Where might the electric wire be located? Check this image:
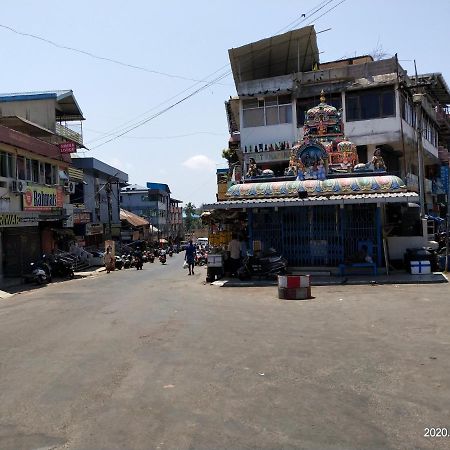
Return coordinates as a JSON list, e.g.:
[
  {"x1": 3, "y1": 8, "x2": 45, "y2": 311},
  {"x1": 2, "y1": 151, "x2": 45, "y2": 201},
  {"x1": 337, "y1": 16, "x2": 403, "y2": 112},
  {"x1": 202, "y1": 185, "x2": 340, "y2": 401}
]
[
  {"x1": 0, "y1": 23, "x2": 231, "y2": 86},
  {"x1": 90, "y1": 69, "x2": 231, "y2": 149},
  {"x1": 86, "y1": 63, "x2": 231, "y2": 145},
  {"x1": 87, "y1": 0, "x2": 345, "y2": 149}
]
